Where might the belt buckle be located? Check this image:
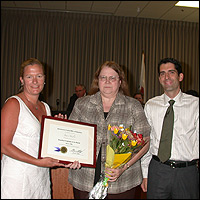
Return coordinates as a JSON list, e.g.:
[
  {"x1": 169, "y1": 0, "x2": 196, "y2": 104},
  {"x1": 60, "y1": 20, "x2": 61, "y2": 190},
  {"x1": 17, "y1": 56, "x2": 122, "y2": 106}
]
[{"x1": 170, "y1": 161, "x2": 176, "y2": 168}]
